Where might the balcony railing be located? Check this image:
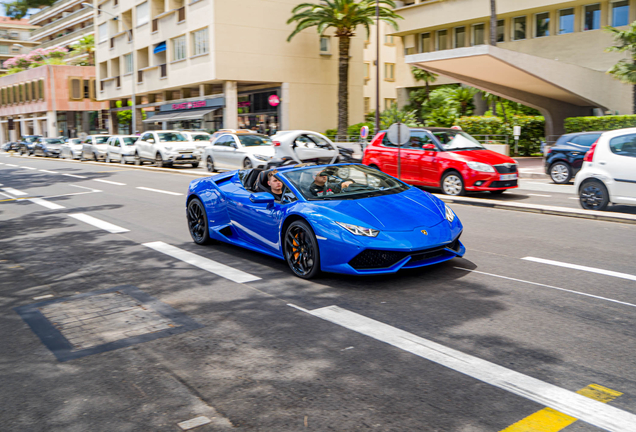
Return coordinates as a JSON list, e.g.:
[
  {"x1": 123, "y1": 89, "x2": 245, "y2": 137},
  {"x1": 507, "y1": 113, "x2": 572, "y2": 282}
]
[
  {"x1": 30, "y1": 7, "x2": 91, "y2": 39},
  {"x1": 37, "y1": 26, "x2": 93, "y2": 49},
  {"x1": 30, "y1": 0, "x2": 86, "y2": 25}
]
